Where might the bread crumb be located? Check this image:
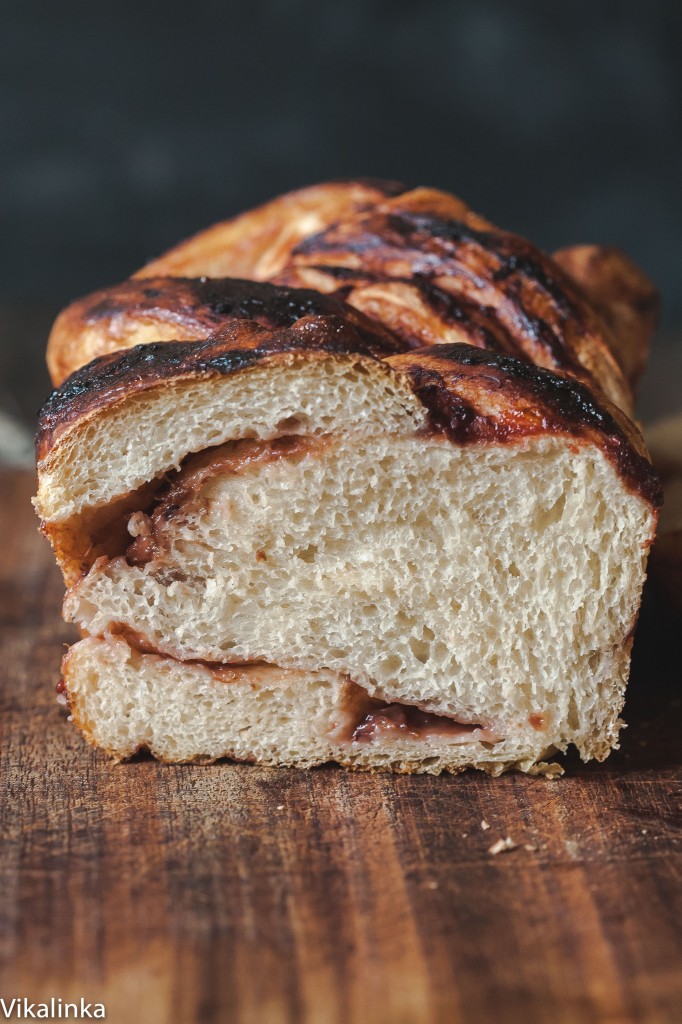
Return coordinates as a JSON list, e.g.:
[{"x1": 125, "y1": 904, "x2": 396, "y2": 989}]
[
  {"x1": 523, "y1": 844, "x2": 537, "y2": 852},
  {"x1": 488, "y1": 837, "x2": 518, "y2": 856},
  {"x1": 426, "y1": 880, "x2": 439, "y2": 890},
  {"x1": 641, "y1": 829, "x2": 648, "y2": 834},
  {"x1": 481, "y1": 819, "x2": 490, "y2": 831},
  {"x1": 276, "y1": 804, "x2": 285, "y2": 811},
  {"x1": 461, "y1": 833, "x2": 468, "y2": 838}
]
